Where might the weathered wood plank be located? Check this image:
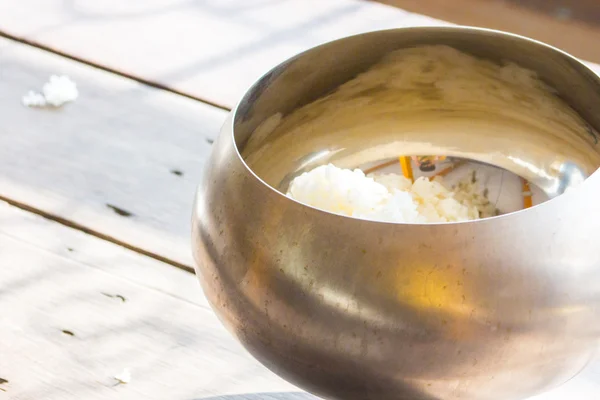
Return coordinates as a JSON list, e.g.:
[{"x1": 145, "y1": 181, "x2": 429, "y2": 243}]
[
  {"x1": 0, "y1": 200, "x2": 309, "y2": 400},
  {"x1": 2, "y1": 0, "x2": 598, "y2": 109},
  {"x1": 378, "y1": 0, "x2": 600, "y2": 64},
  {"x1": 0, "y1": 0, "x2": 447, "y2": 109},
  {"x1": 0, "y1": 37, "x2": 227, "y2": 267}
]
